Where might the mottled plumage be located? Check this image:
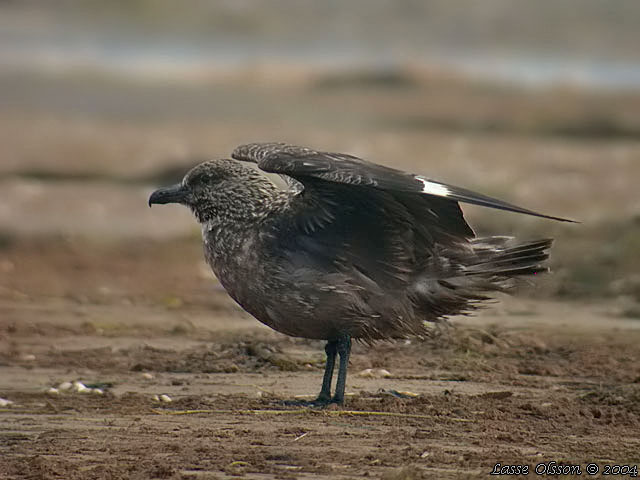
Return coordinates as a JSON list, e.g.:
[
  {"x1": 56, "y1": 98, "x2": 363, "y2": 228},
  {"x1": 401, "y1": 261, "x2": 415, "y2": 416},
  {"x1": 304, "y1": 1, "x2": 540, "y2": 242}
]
[{"x1": 149, "y1": 142, "x2": 573, "y2": 405}]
